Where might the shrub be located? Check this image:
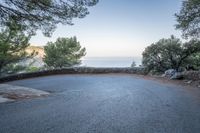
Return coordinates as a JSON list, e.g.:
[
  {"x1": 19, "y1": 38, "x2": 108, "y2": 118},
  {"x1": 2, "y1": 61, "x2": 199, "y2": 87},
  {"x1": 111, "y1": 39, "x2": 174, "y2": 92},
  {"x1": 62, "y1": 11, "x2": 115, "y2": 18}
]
[
  {"x1": 43, "y1": 37, "x2": 86, "y2": 68},
  {"x1": 142, "y1": 35, "x2": 200, "y2": 73}
]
